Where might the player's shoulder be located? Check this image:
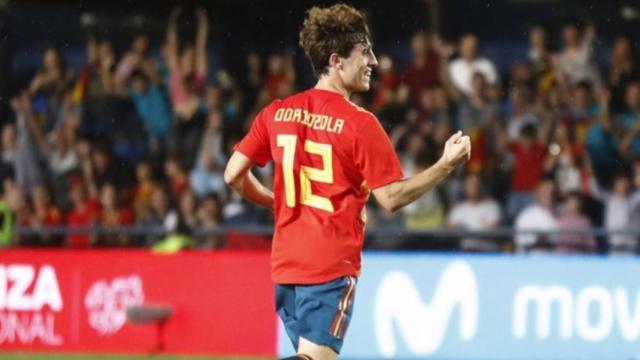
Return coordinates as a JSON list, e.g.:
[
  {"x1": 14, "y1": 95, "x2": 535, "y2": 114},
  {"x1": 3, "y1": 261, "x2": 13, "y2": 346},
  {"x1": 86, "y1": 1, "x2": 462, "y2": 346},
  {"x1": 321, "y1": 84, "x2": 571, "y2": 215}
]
[{"x1": 343, "y1": 98, "x2": 376, "y2": 118}]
